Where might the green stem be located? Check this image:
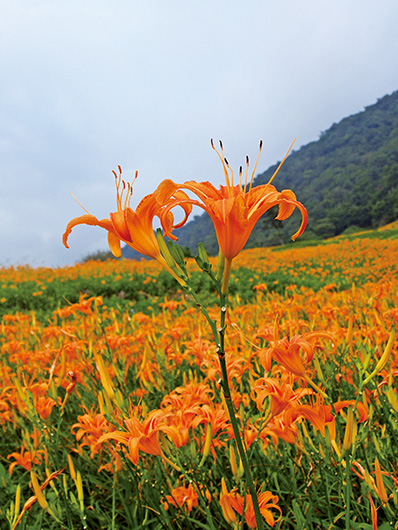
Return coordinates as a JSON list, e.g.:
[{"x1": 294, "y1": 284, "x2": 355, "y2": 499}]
[
  {"x1": 221, "y1": 258, "x2": 233, "y2": 294},
  {"x1": 185, "y1": 286, "x2": 219, "y2": 344},
  {"x1": 219, "y1": 356, "x2": 264, "y2": 530},
  {"x1": 186, "y1": 261, "x2": 264, "y2": 529},
  {"x1": 345, "y1": 459, "x2": 351, "y2": 530},
  {"x1": 217, "y1": 292, "x2": 264, "y2": 530},
  {"x1": 319, "y1": 465, "x2": 333, "y2": 525},
  {"x1": 112, "y1": 464, "x2": 117, "y2": 530}
]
